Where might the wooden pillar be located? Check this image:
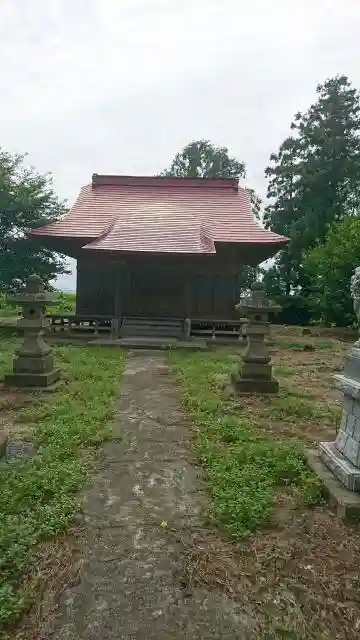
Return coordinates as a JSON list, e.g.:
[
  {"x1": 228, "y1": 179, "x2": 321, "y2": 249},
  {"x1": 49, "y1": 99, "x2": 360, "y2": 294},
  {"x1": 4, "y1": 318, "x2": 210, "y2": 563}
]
[
  {"x1": 114, "y1": 263, "x2": 122, "y2": 318},
  {"x1": 126, "y1": 260, "x2": 131, "y2": 315},
  {"x1": 184, "y1": 264, "x2": 192, "y2": 318},
  {"x1": 75, "y1": 261, "x2": 81, "y2": 314},
  {"x1": 112, "y1": 261, "x2": 124, "y2": 337}
]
